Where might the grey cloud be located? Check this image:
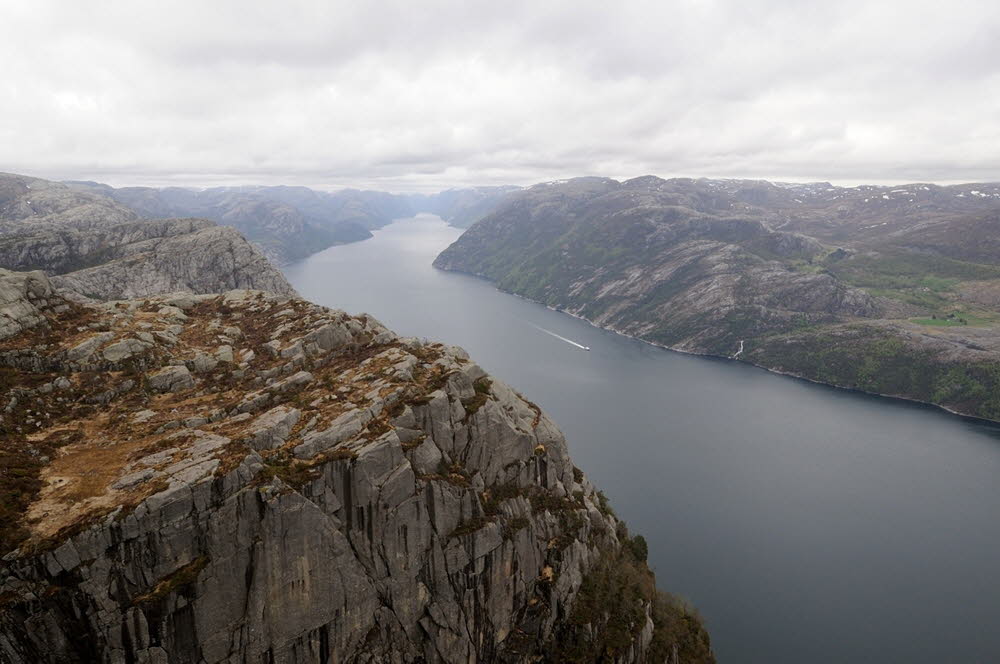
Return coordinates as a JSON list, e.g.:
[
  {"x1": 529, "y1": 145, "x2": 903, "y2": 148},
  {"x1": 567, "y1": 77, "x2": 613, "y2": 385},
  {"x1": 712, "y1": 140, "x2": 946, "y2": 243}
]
[{"x1": 1, "y1": 0, "x2": 998, "y2": 191}]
